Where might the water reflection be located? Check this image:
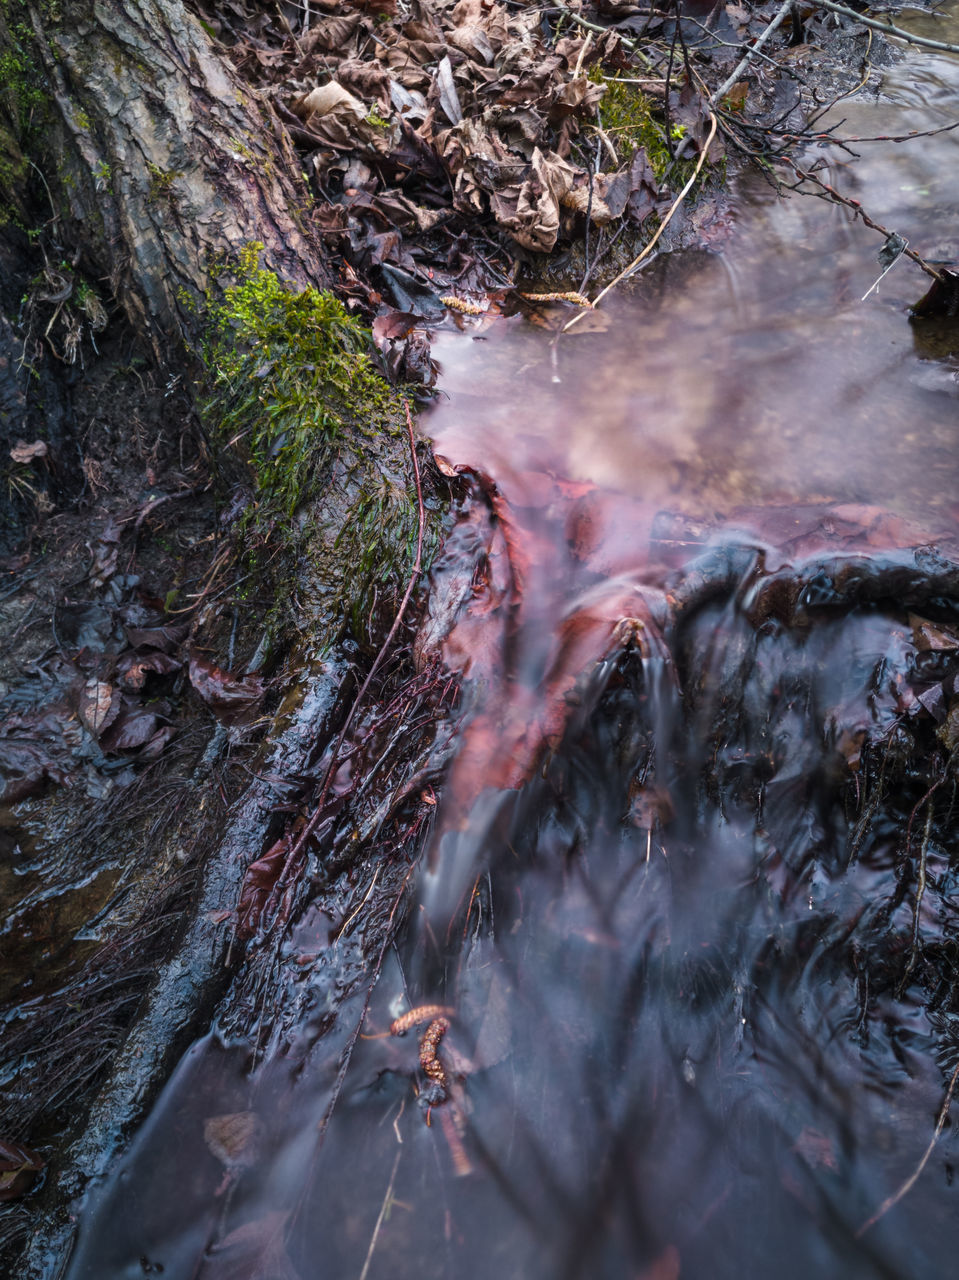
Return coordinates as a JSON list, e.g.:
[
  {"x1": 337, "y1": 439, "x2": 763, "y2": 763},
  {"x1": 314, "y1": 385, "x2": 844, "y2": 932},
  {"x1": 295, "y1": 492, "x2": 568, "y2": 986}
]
[{"x1": 64, "y1": 20, "x2": 959, "y2": 1280}]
